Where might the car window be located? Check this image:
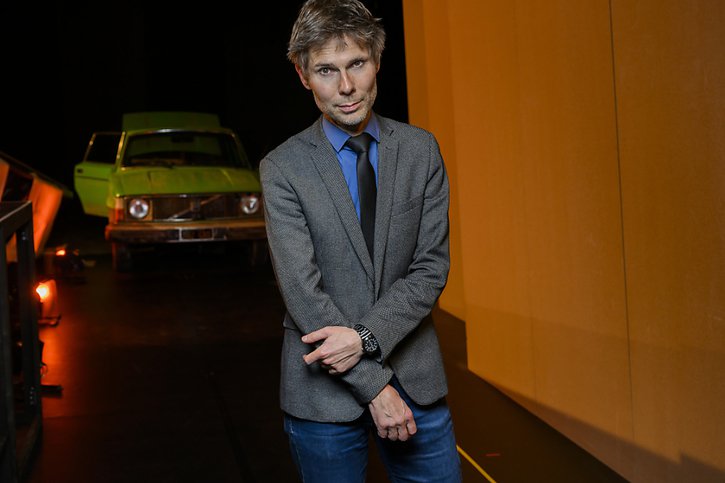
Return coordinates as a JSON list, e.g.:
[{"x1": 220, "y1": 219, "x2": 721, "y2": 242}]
[
  {"x1": 122, "y1": 132, "x2": 249, "y2": 168},
  {"x1": 85, "y1": 132, "x2": 122, "y2": 164}
]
